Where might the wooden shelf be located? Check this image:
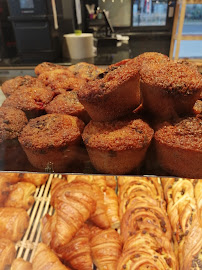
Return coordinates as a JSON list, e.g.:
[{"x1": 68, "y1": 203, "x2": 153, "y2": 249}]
[
  {"x1": 174, "y1": 34, "x2": 202, "y2": 40},
  {"x1": 169, "y1": 0, "x2": 202, "y2": 66},
  {"x1": 183, "y1": 0, "x2": 202, "y2": 4}
]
